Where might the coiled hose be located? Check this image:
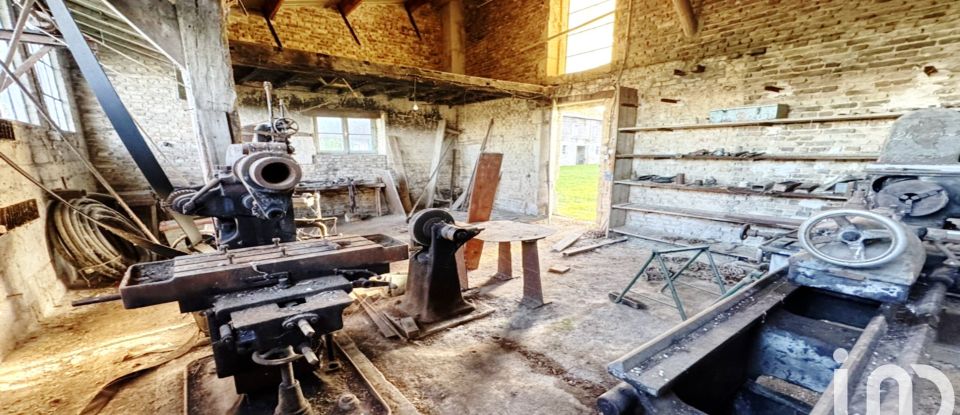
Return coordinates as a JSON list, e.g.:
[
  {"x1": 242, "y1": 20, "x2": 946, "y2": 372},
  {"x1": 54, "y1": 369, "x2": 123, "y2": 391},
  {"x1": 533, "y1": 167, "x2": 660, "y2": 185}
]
[{"x1": 48, "y1": 197, "x2": 147, "y2": 285}]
